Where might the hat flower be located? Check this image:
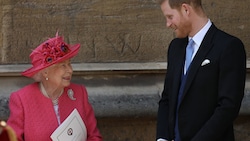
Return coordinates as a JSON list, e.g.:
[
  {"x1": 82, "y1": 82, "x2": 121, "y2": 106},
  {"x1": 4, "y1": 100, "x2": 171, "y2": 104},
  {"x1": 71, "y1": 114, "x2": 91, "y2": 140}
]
[{"x1": 22, "y1": 33, "x2": 80, "y2": 77}]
